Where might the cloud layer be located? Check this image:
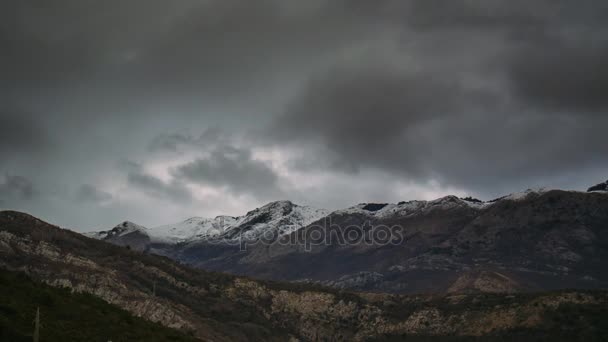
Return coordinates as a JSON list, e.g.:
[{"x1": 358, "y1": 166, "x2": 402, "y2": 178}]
[{"x1": 1, "y1": 1, "x2": 606, "y2": 229}]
